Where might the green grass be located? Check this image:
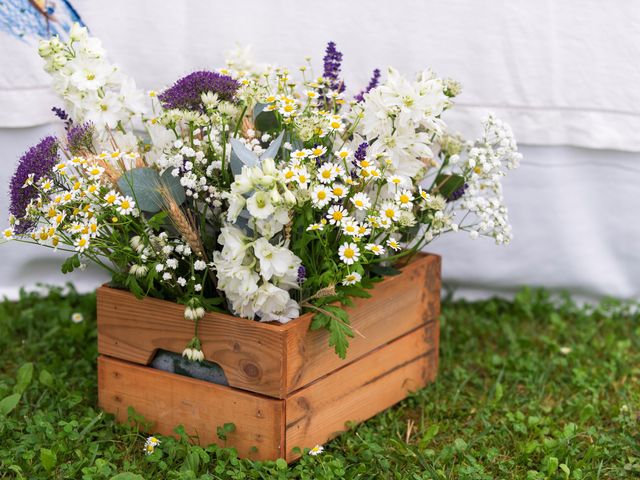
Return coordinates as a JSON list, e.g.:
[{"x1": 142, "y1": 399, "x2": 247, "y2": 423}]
[{"x1": 0, "y1": 285, "x2": 638, "y2": 479}]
